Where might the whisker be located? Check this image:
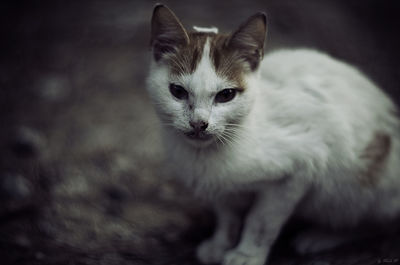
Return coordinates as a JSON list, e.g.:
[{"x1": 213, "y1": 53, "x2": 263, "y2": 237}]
[
  {"x1": 223, "y1": 135, "x2": 240, "y2": 146},
  {"x1": 221, "y1": 130, "x2": 242, "y2": 146},
  {"x1": 225, "y1": 123, "x2": 247, "y2": 129},
  {"x1": 215, "y1": 134, "x2": 224, "y2": 148},
  {"x1": 218, "y1": 133, "x2": 230, "y2": 146}
]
